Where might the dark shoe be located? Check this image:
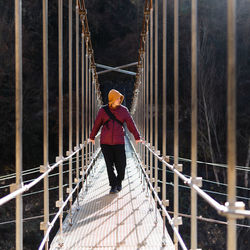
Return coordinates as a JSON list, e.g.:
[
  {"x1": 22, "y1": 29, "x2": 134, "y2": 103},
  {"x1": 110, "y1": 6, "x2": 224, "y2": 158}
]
[
  {"x1": 110, "y1": 186, "x2": 118, "y2": 194},
  {"x1": 117, "y1": 185, "x2": 122, "y2": 192}
]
